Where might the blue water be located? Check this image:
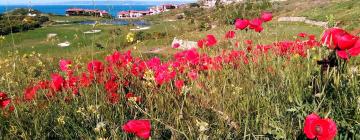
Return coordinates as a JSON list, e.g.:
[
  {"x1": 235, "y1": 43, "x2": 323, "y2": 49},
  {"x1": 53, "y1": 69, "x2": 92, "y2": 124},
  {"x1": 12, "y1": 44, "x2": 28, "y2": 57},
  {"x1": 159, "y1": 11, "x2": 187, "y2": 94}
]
[{"x1": 0, "y1": 5, "x2": 153, "y2": 17}]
